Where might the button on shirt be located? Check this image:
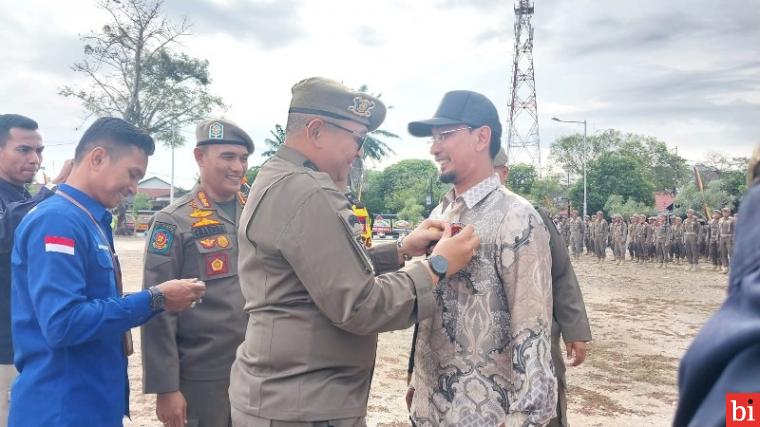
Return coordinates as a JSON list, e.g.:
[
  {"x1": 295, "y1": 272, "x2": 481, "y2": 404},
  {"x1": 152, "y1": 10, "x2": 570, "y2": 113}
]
[
  {"x1": 10, "y1": 184, "x2": 154, "y2": 427},
  {"x1": 411, "y1": 174, "x2": 556, "y2": 426}
]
